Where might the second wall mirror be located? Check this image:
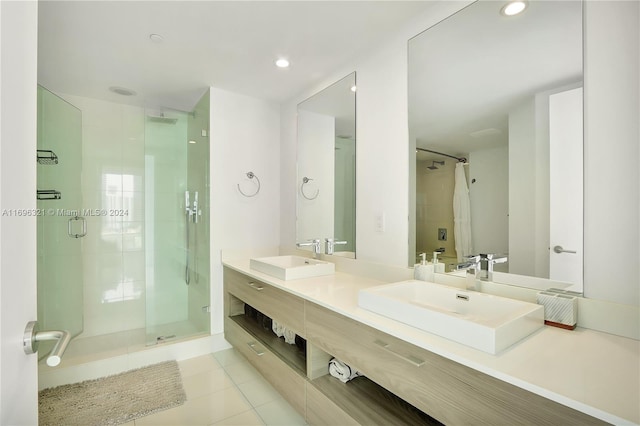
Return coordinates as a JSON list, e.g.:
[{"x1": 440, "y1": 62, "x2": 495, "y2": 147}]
[
  {"x1": 408, "y1": 1, "x2": 583, "y2": 292},
  {"x1": 297, "y1": 72, "x2": 357, "y2": 258}
]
